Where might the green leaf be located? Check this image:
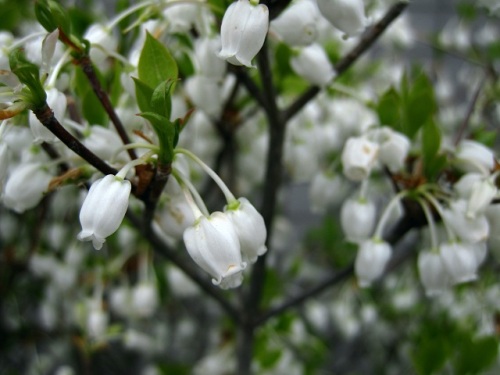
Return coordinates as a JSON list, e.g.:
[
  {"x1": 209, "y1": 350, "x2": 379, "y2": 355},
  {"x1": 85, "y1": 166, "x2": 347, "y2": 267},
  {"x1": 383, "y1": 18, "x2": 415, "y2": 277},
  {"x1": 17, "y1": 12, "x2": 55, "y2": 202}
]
[
  {"x1": 421, "y1": 120, "x2": 440, "y2": 165},
  {"x1": 454, "y1": 336, "x2": 499, "y2": 375},
  {"x1": 377, "y1": 87, "x2": 401, "y2": 130},
  {"x1": 9, "y1": 49, "x2": 47, "y2": 107},
  {"x1": 138, "y1": 32, "x2": 178, "y2": 91},
  {"x1": 403, "y1": 73, "x2": 437, "y2": 139},
  {"x1": 138, "y1": 112, "x2": 175, "y2": 164},
  {"x1": 132, "y1": 77, "x2": 154, "y2": 113},
  {"x1": 35, "y1": 0, "x2": 71, "y2": 35},
  {"x1": 151, "y1": 80, "x2": 174, "y2": 119}
]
